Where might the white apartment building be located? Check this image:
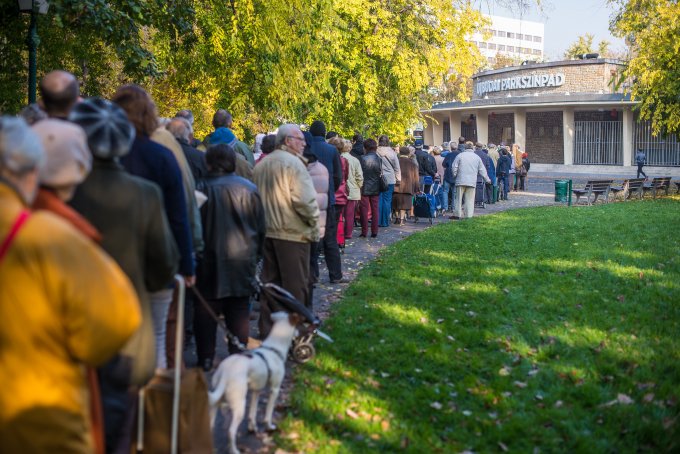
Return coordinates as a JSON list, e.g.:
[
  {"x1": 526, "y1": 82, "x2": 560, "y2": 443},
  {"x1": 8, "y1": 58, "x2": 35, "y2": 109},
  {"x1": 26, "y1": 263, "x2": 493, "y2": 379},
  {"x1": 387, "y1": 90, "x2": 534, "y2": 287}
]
[{"x1": 471, "y1": 14, "x2": 545, "y2": 66}]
